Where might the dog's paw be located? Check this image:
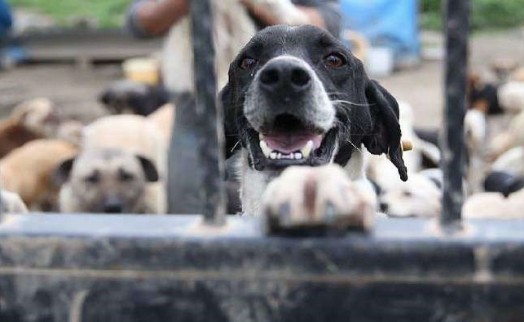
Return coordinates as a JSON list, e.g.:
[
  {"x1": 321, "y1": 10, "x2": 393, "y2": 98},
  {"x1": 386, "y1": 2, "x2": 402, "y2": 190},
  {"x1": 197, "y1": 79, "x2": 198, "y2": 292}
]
[{"x1": 262, "y1": 165, "x2": 375, "y2": 235}]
